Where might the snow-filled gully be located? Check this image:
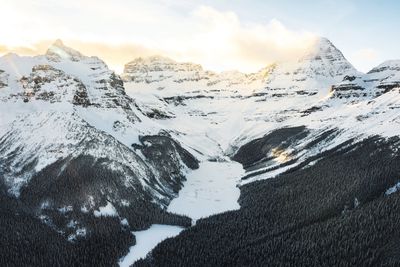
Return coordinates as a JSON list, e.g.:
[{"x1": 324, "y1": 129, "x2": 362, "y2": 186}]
[{"x1": 119, "y1": 160, "x2": 245, "y2": 266}]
